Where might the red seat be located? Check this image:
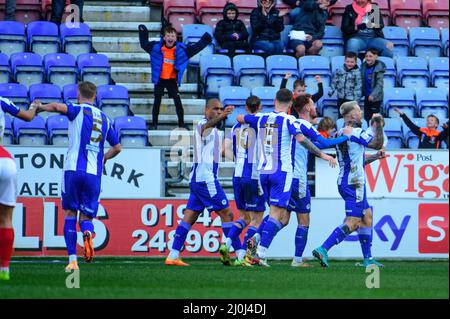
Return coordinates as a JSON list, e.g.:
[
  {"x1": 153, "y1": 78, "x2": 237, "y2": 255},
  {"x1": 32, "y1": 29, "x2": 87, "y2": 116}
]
[
  {"x1": 148, "y1": 0, "x2": 164, "y2": 6},
  {"x1": 328, "y1": 0, "x2": 353, "y2": 27},
  {"x1": 390, "y1": 0, "x2": 422, "y2": 30},
  {"x1": 228, "y1": 0, "x2": 258, "y2": 27},
  {"x1": 42, "y1": 0, "x2": 71, "y2": 21},
  {"x1": 196, "y1": 0, "x2": 227, "y2": 29},
  {"x1": 0, "y1": 0, "x2": 42, "y2": 24},
  {"x1": 164, "y1": 0, "x2": 196, "y2": 33},
  {"x1": 422, "y1": 0, "x2": 449, "y2": 30}
]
